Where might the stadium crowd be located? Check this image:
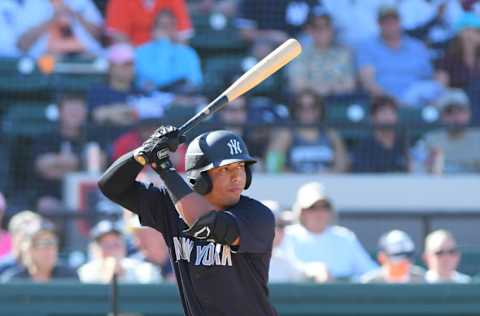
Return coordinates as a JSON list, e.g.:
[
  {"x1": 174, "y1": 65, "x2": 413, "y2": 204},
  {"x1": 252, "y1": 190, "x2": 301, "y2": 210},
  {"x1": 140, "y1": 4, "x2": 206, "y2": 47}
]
[{"x1": 0, "y1": 0, "x2": 480, "y2": 284}]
